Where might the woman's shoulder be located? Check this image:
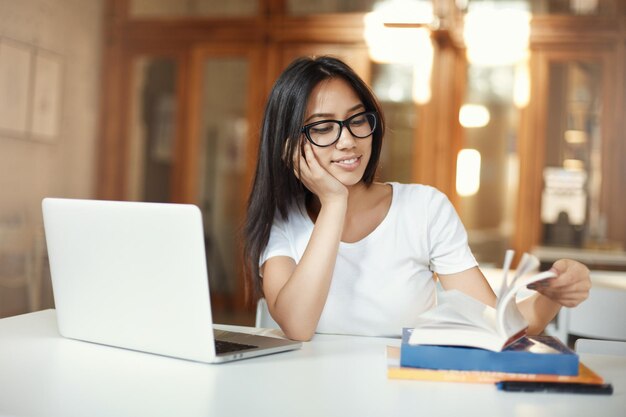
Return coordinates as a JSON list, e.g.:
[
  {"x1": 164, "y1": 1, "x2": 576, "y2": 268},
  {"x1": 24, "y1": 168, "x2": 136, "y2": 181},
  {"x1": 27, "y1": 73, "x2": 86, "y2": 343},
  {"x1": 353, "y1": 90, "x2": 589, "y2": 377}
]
[{"x1": 387, "y1": 182, "x2": 447, "y2": 202}]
